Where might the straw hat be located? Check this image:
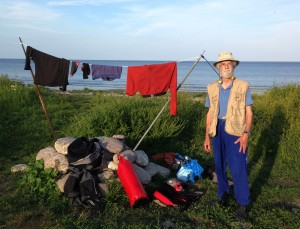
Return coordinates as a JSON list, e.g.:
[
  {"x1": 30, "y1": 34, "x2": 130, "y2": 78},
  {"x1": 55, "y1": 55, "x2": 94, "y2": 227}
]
[{"x1": 213, "y1": 52, "x2": 239, "y2": 68}]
